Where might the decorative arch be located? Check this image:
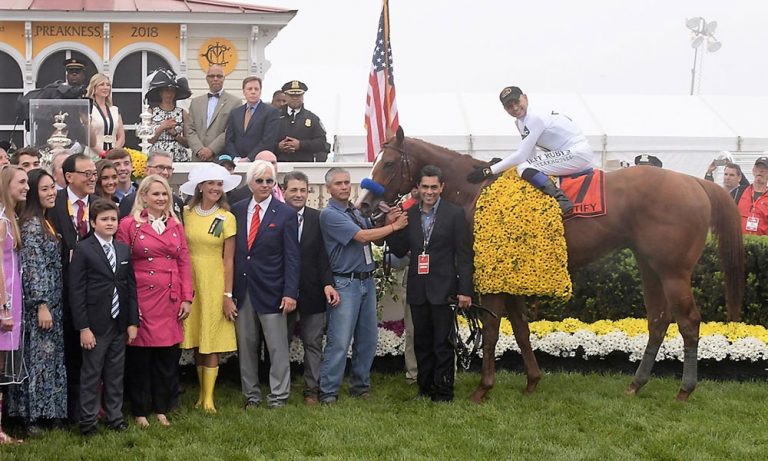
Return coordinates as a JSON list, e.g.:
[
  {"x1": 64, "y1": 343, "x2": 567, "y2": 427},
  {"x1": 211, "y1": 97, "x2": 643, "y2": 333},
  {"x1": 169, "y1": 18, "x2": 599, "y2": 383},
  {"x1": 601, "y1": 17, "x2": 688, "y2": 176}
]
[
  {"x1": 0, "y1": 45, "x2": 24, "y2": 77},
  {"x1": 33, "y1": 41, "x2": 102, "y2": 80},
  {"x1": 111, "y1": 42, "x2": 179, "y2": 77}
]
